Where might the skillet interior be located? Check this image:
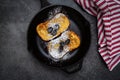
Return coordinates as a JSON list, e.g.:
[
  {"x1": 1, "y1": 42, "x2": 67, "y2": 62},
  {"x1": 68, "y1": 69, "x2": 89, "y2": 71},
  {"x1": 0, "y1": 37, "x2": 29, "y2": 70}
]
[{"x1": 27, "y1": 5, "x2": 91, "y2": 67}]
